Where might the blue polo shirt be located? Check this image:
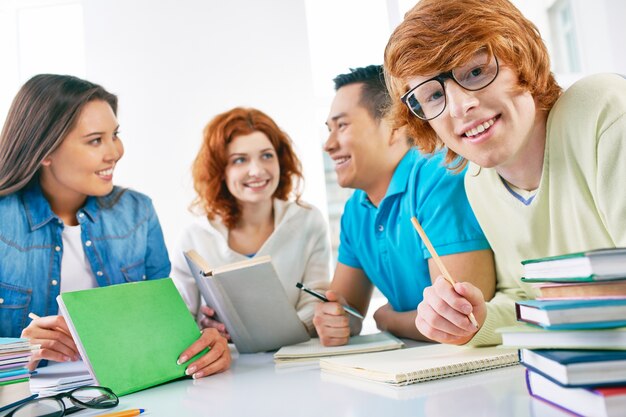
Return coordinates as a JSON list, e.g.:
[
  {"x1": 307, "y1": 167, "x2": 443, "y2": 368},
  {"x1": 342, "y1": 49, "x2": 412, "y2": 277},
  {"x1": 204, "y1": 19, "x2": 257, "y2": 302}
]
[{"x1": 338, "y1": 149, "x2": 490, "y2": 312}]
